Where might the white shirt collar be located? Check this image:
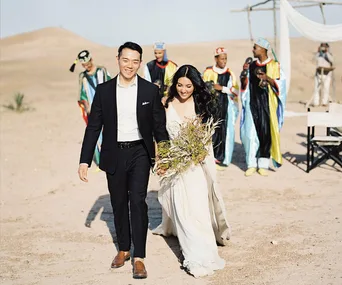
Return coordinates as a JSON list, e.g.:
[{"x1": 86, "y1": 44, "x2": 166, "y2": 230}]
[
  {"x1": 256, "y1": 57, "x2": 272, "y2": 65},
  {"x1": 213, "y1": 65, "x2": 228, "y2": 74},
  {"x1": 117, "y1": 74, "x2": 138, "y2": 88}
]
